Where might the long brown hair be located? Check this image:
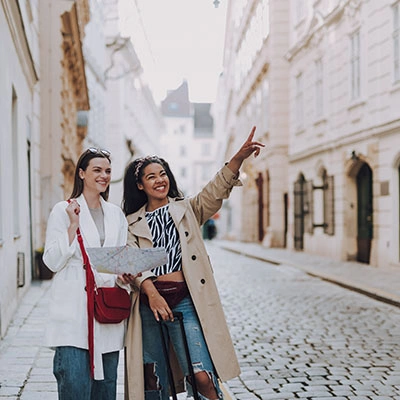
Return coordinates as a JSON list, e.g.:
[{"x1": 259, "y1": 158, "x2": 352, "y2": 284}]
[{"x1": 69, "y1": 149, "x2": 111, "y2": 201}]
